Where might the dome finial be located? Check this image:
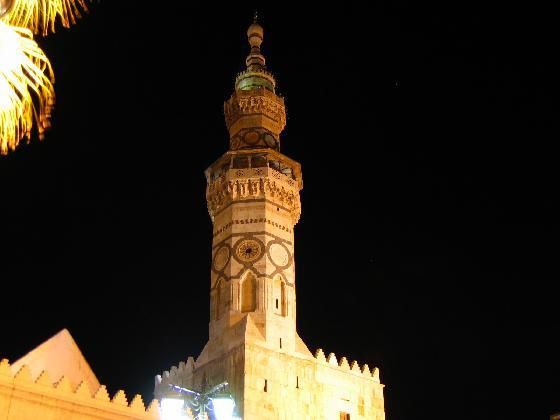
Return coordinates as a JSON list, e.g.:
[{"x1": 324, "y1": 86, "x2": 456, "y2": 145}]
[
  {"x1": 247, "y1": 17, "x2": 264, "y2": 50},
  {"x1": 246, "y1": 16, "x2": 265, "y2": 69},
  {"x1": 253, "y1": 10, "x2": 259, "y2": 24},
  {"x1": 235, "y1": 17, "x2": 276, "y2": 92}
]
